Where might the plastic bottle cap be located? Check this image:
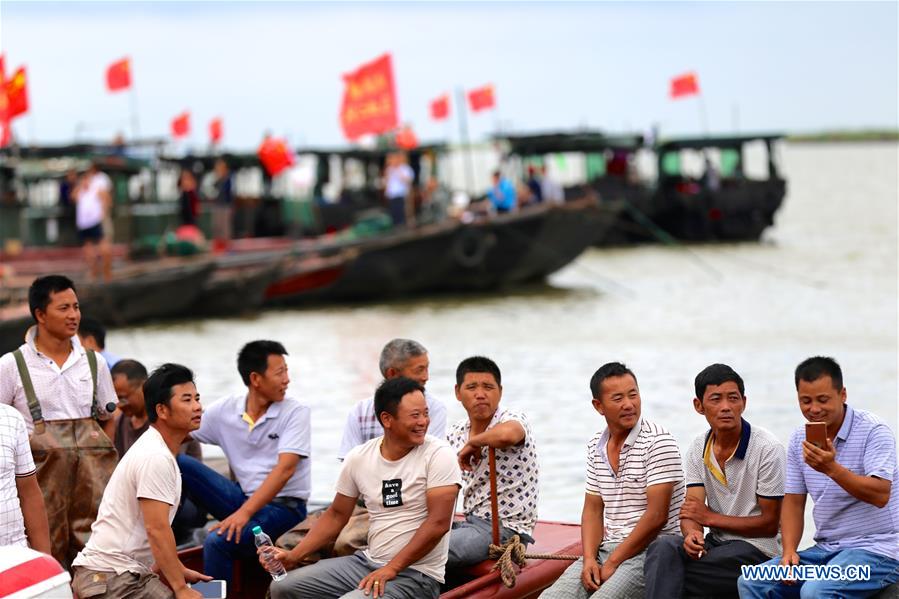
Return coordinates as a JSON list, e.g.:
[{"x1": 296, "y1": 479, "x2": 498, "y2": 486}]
[{"x1": 252, "y1": 526, "x2": 263, "y2": 535}]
